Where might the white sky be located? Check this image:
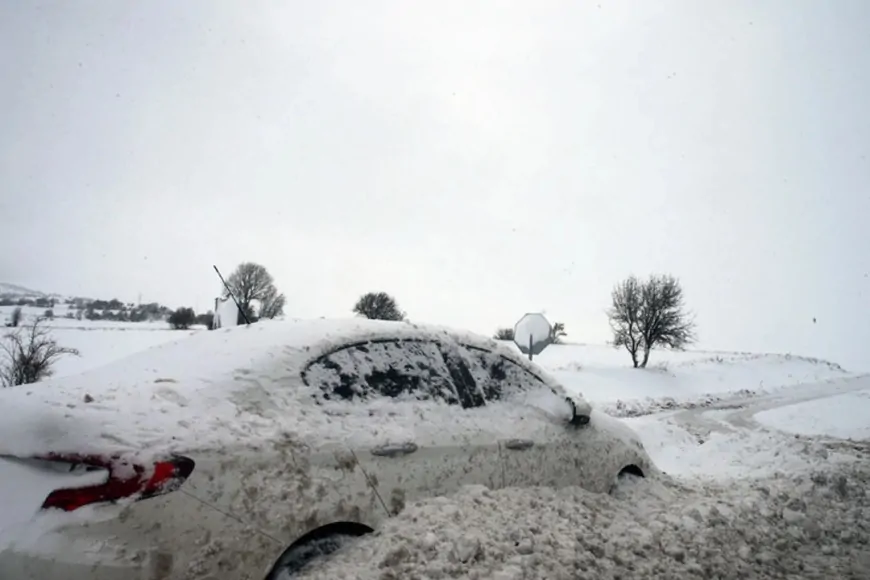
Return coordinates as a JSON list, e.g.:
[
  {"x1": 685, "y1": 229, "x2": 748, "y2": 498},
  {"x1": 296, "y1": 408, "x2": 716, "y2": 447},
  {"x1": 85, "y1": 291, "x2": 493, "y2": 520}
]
[{"x1": 2, "y1": 1, "x2": 869, "y2": 371}]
